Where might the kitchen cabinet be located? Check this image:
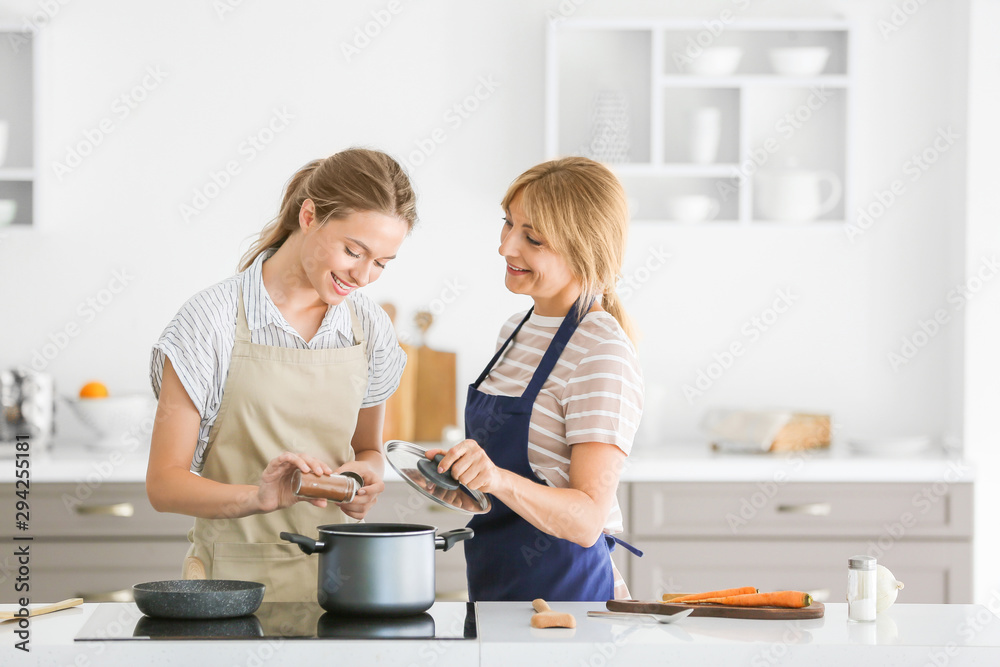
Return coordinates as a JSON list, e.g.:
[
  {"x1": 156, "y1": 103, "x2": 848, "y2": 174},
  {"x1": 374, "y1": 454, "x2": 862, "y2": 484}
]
[
  {"x1": 546, "y1": 18, "x2": 852, "y2": 224},
  {"x1": 0, "y1": 26, "x2": 36, "y2": 227},
  {"x1": 626, "y1": 481, "x2": 973, "y2": 603},
  {"x1": 0, "y1": 482, "x2": 191, "y2": 602}
]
